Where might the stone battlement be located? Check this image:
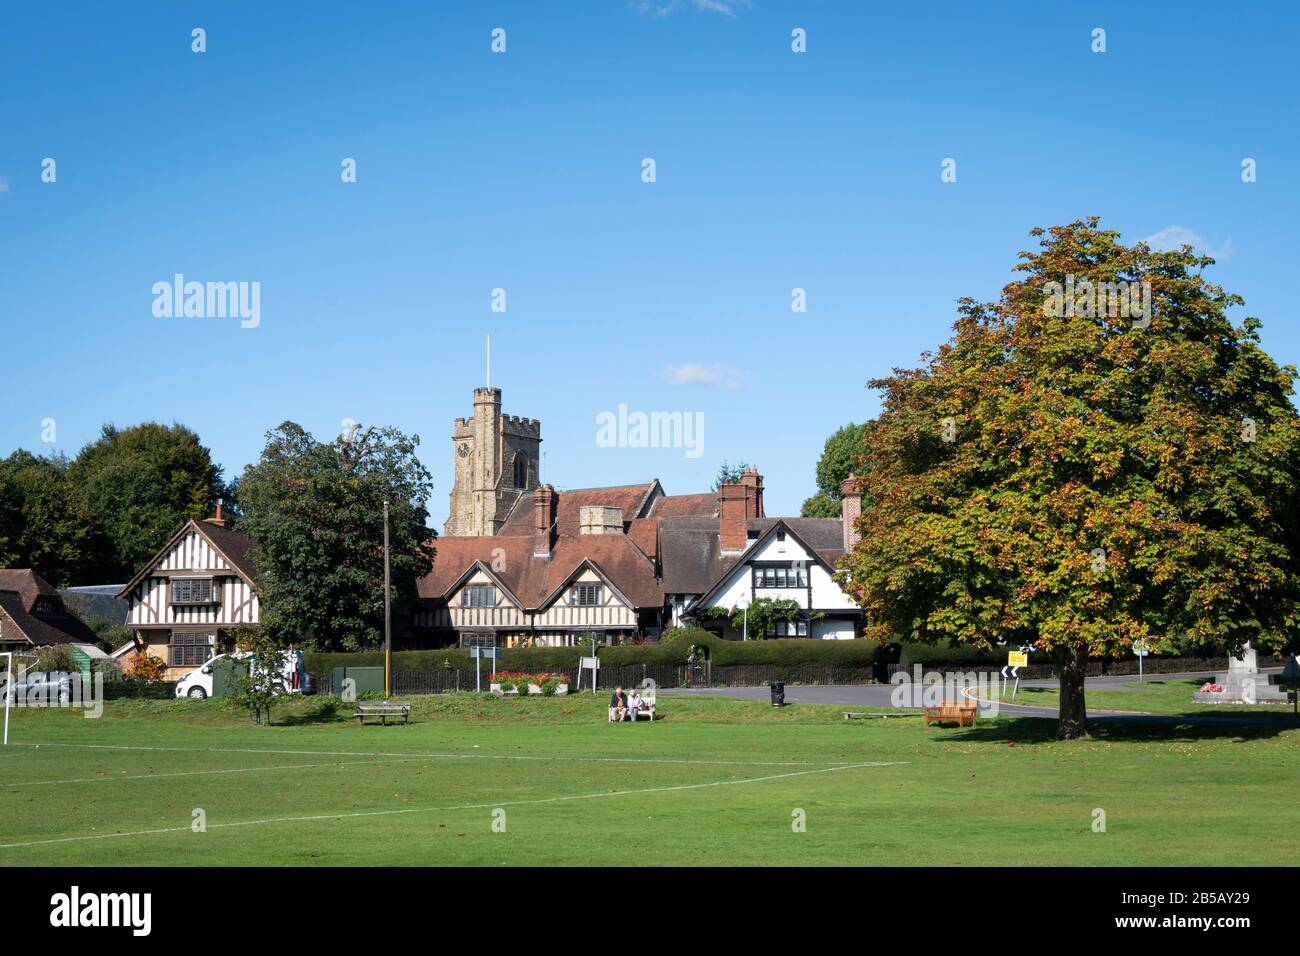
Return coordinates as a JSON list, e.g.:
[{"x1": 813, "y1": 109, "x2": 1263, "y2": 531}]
[{"x1": 502, "y1": 414, "x2": 541, "y2": 437}]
